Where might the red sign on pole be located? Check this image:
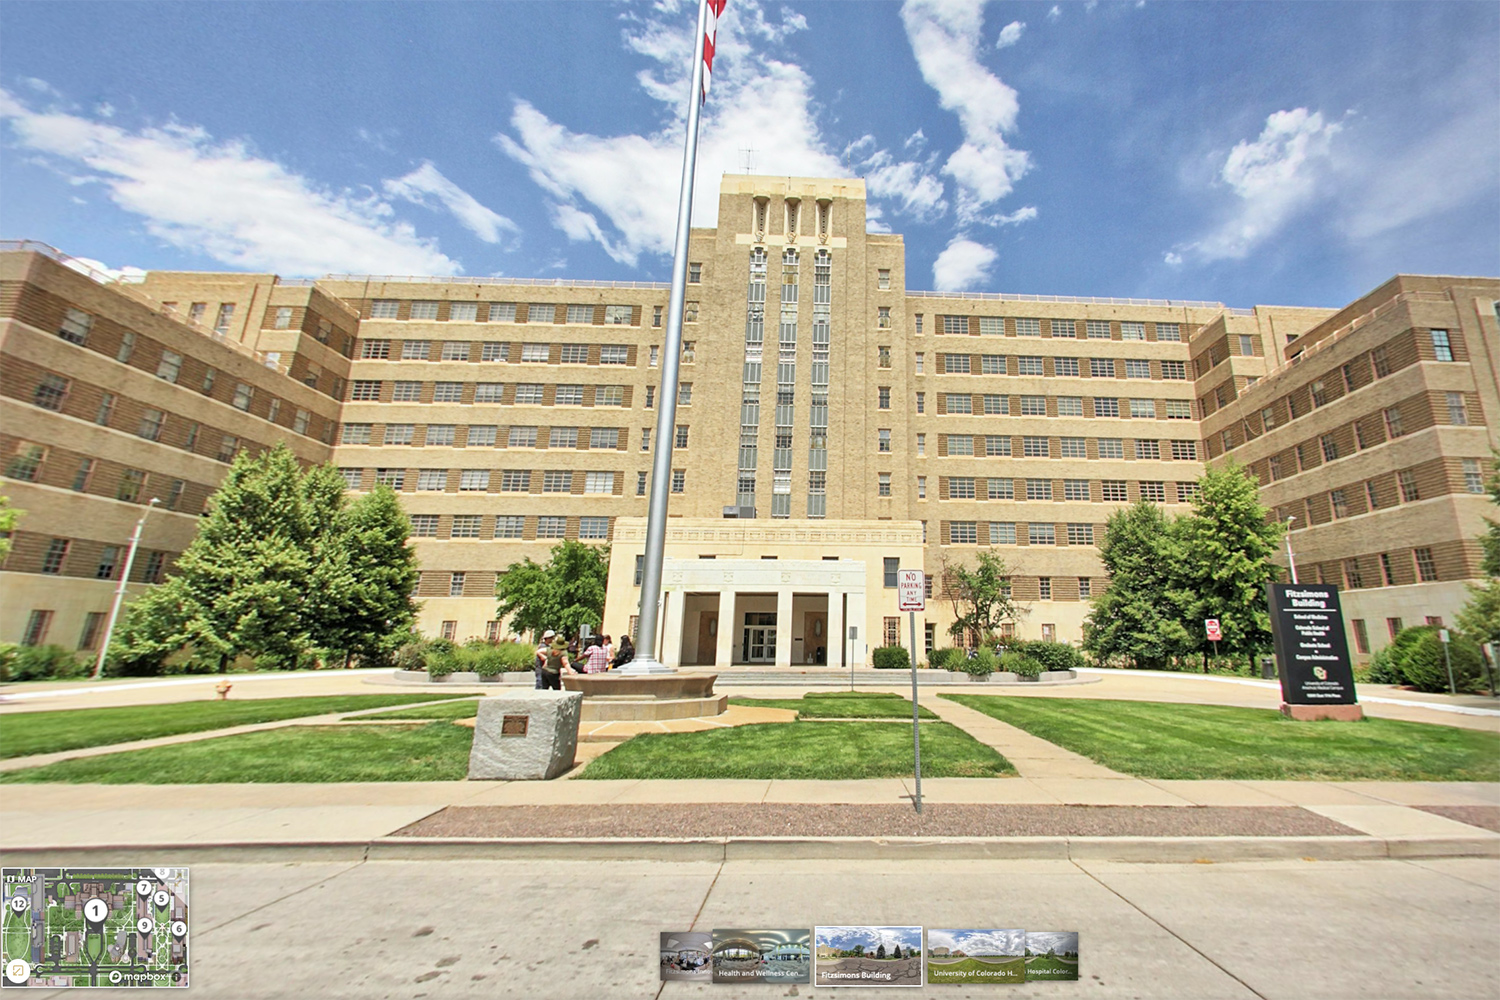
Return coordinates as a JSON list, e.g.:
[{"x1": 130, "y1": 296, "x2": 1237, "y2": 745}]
[
  {"x1": 897, "y1": 570, "x2": 925, "y2": 612},
  {"x1": 1205, "y1": 619, "x2": 1222, "y2": 642}
]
